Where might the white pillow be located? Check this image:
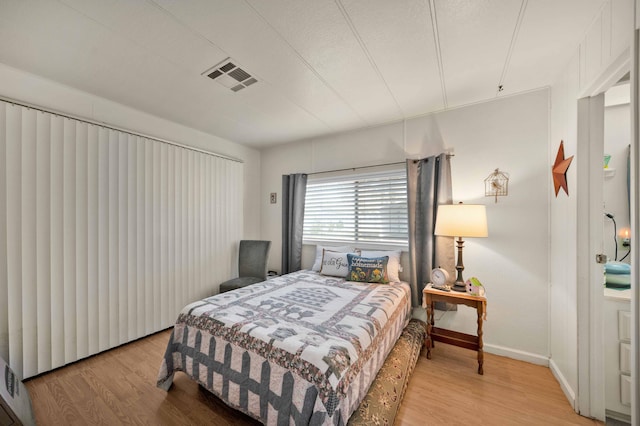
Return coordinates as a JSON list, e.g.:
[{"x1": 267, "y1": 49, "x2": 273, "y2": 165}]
[
  {"x1": 319, "y1": 250, "x2": 350, "y2": 277},
  {"x1": 312, "y1": 245, "x2": 355, "y2": 271},
  {"x1": 359, "y1": 250, "x2": 402, "y2": 282}
]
